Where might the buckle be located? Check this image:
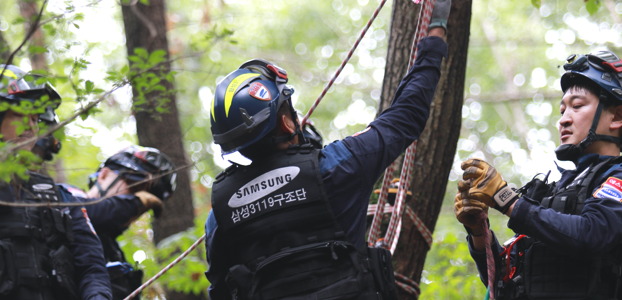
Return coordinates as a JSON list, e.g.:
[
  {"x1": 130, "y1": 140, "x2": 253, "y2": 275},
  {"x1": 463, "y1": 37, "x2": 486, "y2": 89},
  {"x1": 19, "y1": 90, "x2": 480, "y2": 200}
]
[
  {"x1": 299, "y1": 144, "x2": 313, "y2": 154},
  {"x1": 286, "y1": 144, "x2": 300, "y2": 155}
]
